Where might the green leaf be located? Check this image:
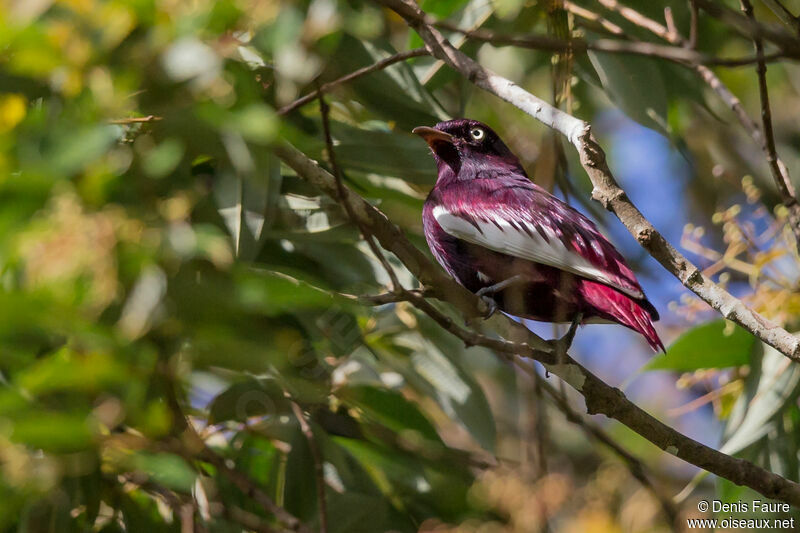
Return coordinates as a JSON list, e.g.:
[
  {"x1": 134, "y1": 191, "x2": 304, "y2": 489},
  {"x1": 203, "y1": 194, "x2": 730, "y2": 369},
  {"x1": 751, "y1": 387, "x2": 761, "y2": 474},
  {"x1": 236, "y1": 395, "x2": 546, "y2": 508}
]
[
  {"x1": 325, "y1": 492, "x2": 401, "y2": 533},
  {"x1": 10, "y1": 412, "x2": 94, "y2": 452},
  {"x1": 48, "y1": 125, "x2": 120, "y2": 176},
  {"x1": 329, "y1": 122, "x2": 436, "y2": 184},
  {"x1": 338, "y1": 385, "x2": 442, "y2": 444},
  {"x1": 213, "y1": 167, "x2": 266, "y2": 260},
  {"x1": 227, "y1": 103, "x2": 279, "y2": 145},
  {"x1": 420, "y1": 0, "x2": 470, "y2": 18},
  {"x1": 720, "y1": 343, "x2": 800, "y2": 456},
  {"x1": 644, "y1": 320, "x2": 755, "y2": 371},
  {"x1": 233, "y1": 269, "x2": 341, "y2": 316},
  {"x1": 401, "y1": 331, "x2": 496, "y2": 452},
  {"x1": 142, "y1": 137, "x2": 185, "y2": 179},
  {"x1": 337, "y1": 437, "x2": 474, "y2": 522},
  {"x1": 589, "y1": 51, "x2": 669, "y2": 134},
  {"x1": 208, "y1": 377, "x2": 290, "y2": 424},
  {"x1": 329, "y1": 36, "x2": 444, "y2": 130},
  {"x1": 132, "y1": 452, "x2": 197, "y2": 492},
  {"x1": 17, "y1": 348, "x2": 128, "y2": 396}
]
